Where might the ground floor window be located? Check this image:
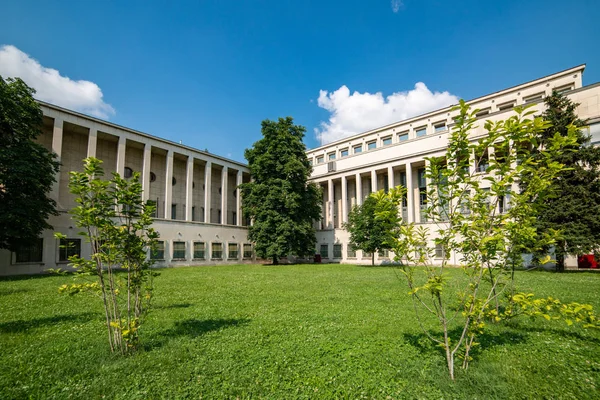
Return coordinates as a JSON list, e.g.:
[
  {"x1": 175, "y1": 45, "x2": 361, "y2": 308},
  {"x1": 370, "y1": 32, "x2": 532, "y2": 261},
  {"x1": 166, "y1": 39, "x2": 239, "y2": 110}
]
[
  {"x1": 435, "y1": 244, "x2": 446, "y2": 259},
  {"x1": 59, "y1": 238, "x2": 81, "y2": 262},
  {"x1": 378, "y1": 248, "x2": 389, "y2": 258},
  {"x1": 172, "y1": 241, "x2": 186, "y2": 259},
  {"x1": 212, "y1": 242, "x2": 223, "y2": 259},
  {"x1": 14, "y1": 238, "x2": 43, "y2": 263},
  {"x1": 333, "y1": 244, "x2": 342, "y2": 259},
  {"x1": 243, "y1": 243, "x2": 253, "y2": 259},
  {"x1": 347, "y1": 245, "x2": 356, "y2": 258},
  {"x1": 320, "y1": 244, "x2": 329, "y2": 258},
  {"x1": 151, "y1": 241, "x2": 165, "y2": 260},
  {"x1": 193, "y1": 242, "x2": 205, "y2": 259},
  {"x1": 228, "y1": 243, "x2": 239, "y2": 259},
  {"x1": 362, "y1": 251, "x2": 372, "y2": 259}
]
